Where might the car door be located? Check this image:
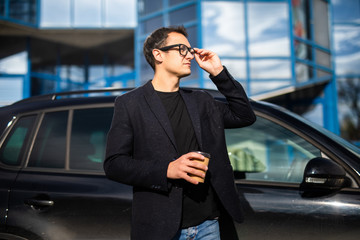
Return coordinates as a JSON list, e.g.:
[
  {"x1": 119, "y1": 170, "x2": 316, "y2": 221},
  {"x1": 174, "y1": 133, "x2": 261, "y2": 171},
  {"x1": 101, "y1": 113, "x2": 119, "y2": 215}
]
[
  {"x1": 6, "y1": 106, "x2": 133, "y2": 239},
  {"x1": 0, "y1": 114, "x2": 37, "y2": 236},
  {"x1": 226, "y1": 114, "x2": 360, "y2": 240}
]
